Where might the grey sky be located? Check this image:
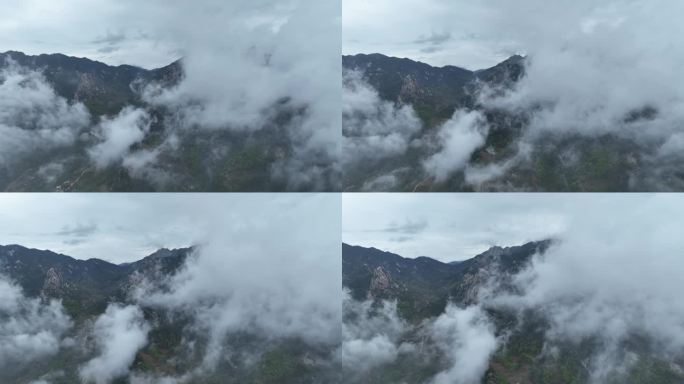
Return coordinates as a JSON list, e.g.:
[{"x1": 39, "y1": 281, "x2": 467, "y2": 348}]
[
  {"x1": 0, "y1": 0, "x2": 302, "y2": 69},
  {"x1": 343, "y1": 0, "x2": 666, "y2": 70},
  {"x1": 343, "y1": 0, "x2": 520, "y2": 69},
  {"x1": 0, "y1": 193, "x2": 340, "y2": 264},
  {"x1": 342, "y1": 193, "x2": 678, "y2": 262}
]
